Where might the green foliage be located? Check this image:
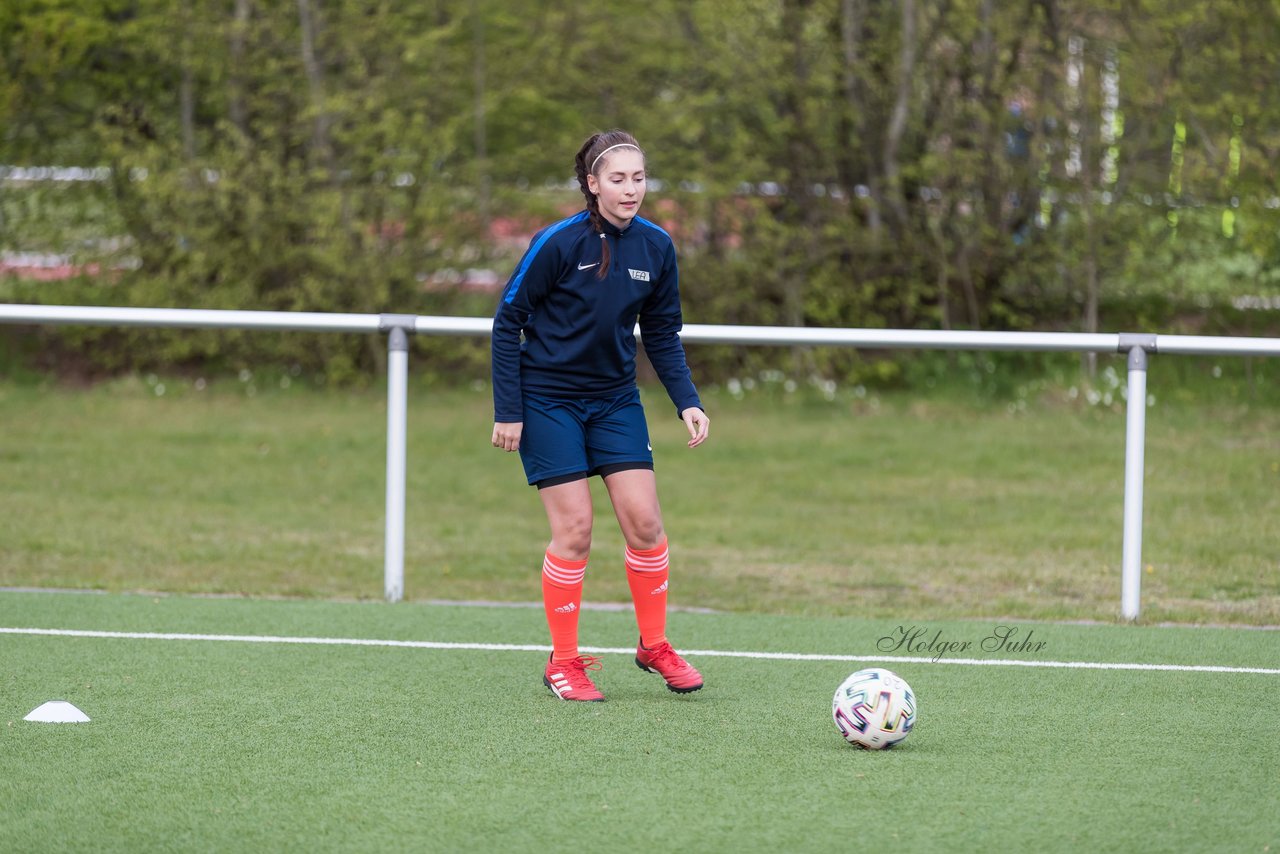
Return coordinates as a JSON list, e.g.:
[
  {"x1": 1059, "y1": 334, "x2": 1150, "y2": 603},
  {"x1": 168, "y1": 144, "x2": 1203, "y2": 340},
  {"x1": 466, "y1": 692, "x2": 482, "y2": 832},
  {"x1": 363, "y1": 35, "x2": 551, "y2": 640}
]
[{"x1": 2, "y1": 0, "x2": 1278, "y2": 380}]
